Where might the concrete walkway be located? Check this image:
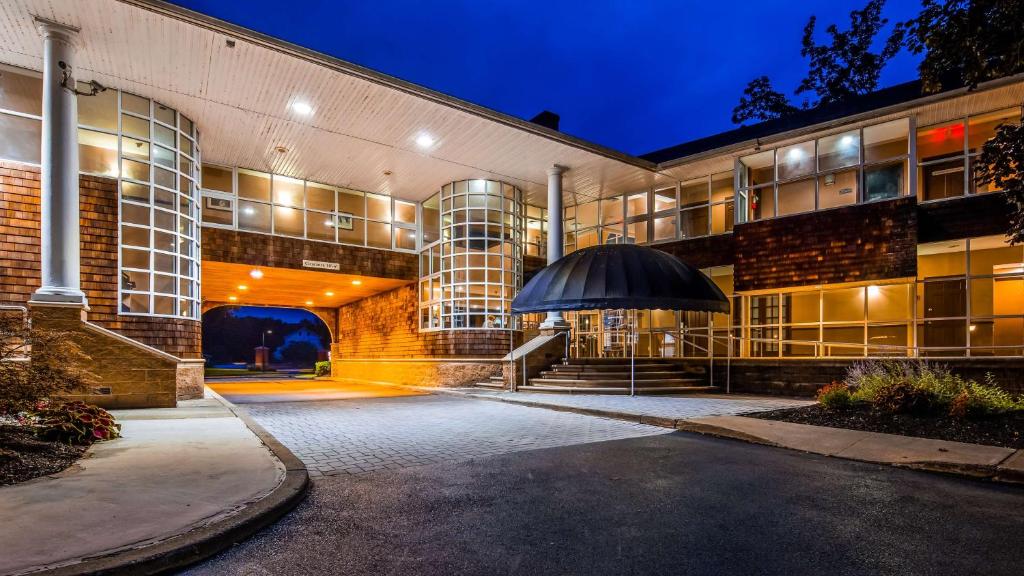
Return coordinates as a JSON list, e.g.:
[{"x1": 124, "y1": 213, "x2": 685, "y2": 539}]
[
  {"x1": 680, "y1": 416, "x2": 1024, "y2": 482},
  {"x1": 0, "y1": 395, "x2": 290, "y2": 575}
]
